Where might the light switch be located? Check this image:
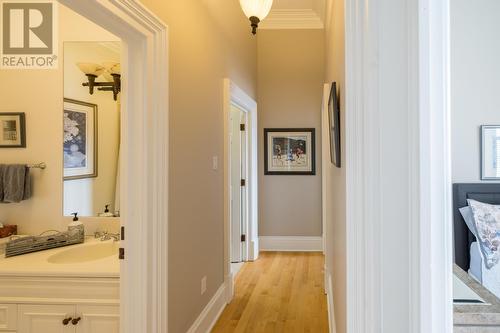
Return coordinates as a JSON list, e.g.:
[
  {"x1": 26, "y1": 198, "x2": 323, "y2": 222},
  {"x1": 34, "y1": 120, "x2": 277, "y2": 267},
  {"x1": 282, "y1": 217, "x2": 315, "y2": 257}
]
[{"x1": 212, "y1": 156, "x2": 218, "y2": 170}]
